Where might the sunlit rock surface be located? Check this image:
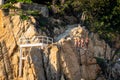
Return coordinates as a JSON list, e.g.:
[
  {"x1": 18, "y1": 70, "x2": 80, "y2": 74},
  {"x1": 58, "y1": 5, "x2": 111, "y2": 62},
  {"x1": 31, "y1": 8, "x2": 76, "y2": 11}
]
[{"x1": 0, "y1": 4, "x2": 117, "y2": 80}]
